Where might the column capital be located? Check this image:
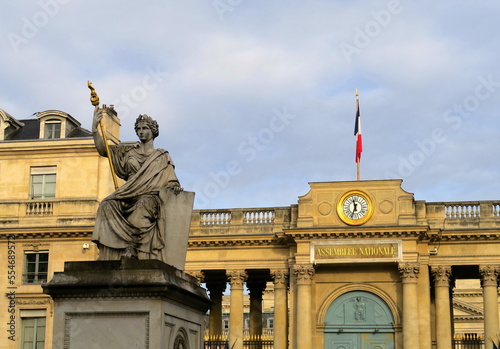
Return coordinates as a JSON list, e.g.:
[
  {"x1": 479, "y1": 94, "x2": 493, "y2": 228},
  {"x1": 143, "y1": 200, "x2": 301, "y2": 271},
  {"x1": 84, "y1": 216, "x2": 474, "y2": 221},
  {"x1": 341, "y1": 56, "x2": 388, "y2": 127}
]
[
  {"x1": 431, "y1": 265, "x2": 452, "y2": 287},
  {"x1": 271, "y1": 269, "x2": 289, "y2": 287},
  {"x1": 185, "y1": 270, "x2": 205, "y2": 286},
  {"x1": 227, "y1": 269, "x2": 248, "y2": 288},
  {"x1": 293, "y1": 264, "x2": 315, "y2": 284},
  {"x1": 247, "y1": 279, "x2": 267, "y2": 298},
  {"x1": 398, "y1": 262, "x2": 420, "y2": 283},
  {"x1": 205, "y1": 278, "x2": 227, "y2": 299},
  {"x1": 480, "y1": 265, "x2": 500, "y2": 287}
]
